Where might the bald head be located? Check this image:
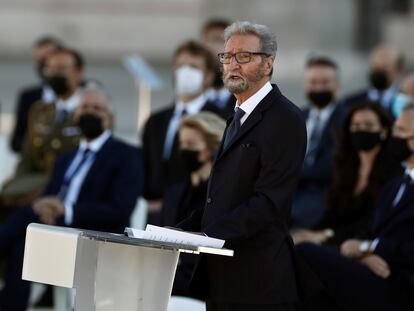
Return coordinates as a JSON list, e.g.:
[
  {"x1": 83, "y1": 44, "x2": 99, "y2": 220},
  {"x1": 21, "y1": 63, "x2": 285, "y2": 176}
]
[
  {"x1": 74, "y1": 86, "x2": 113, "y2": 133},
  {"x1": 369, "y1": 45, "x2": 404, "y2": 90}
]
